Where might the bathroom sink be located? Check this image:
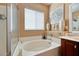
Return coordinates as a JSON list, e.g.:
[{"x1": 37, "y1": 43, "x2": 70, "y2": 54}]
[{"x1": 22, "y1": 40, "x2": 51, "y2": 55}]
